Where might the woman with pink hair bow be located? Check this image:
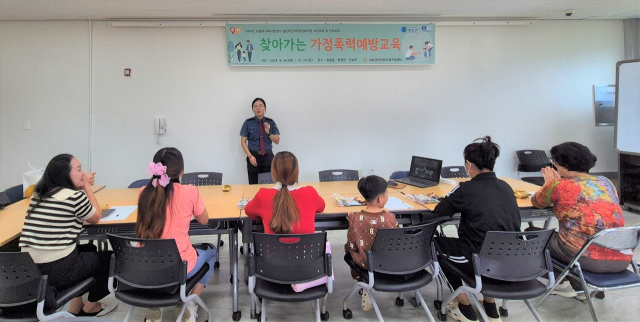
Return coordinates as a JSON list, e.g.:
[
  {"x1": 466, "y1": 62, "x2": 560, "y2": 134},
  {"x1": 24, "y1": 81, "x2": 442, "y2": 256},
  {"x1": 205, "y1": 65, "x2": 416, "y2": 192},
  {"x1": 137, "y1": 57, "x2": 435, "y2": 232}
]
[{"x1": 136, "y1": 147, "x2": 216, "y2": 322}]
